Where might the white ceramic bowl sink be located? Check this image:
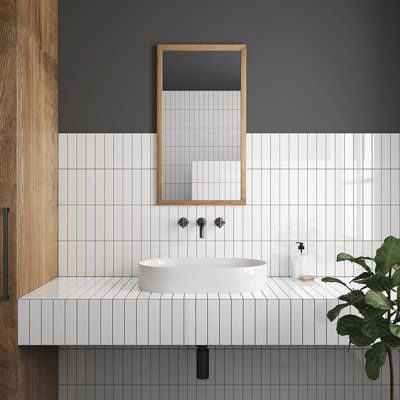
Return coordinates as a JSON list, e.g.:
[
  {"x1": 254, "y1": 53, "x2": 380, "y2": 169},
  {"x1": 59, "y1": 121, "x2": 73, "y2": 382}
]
[{"x1": 138, "y1": 258, "x2": 267, "y2": 293}]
